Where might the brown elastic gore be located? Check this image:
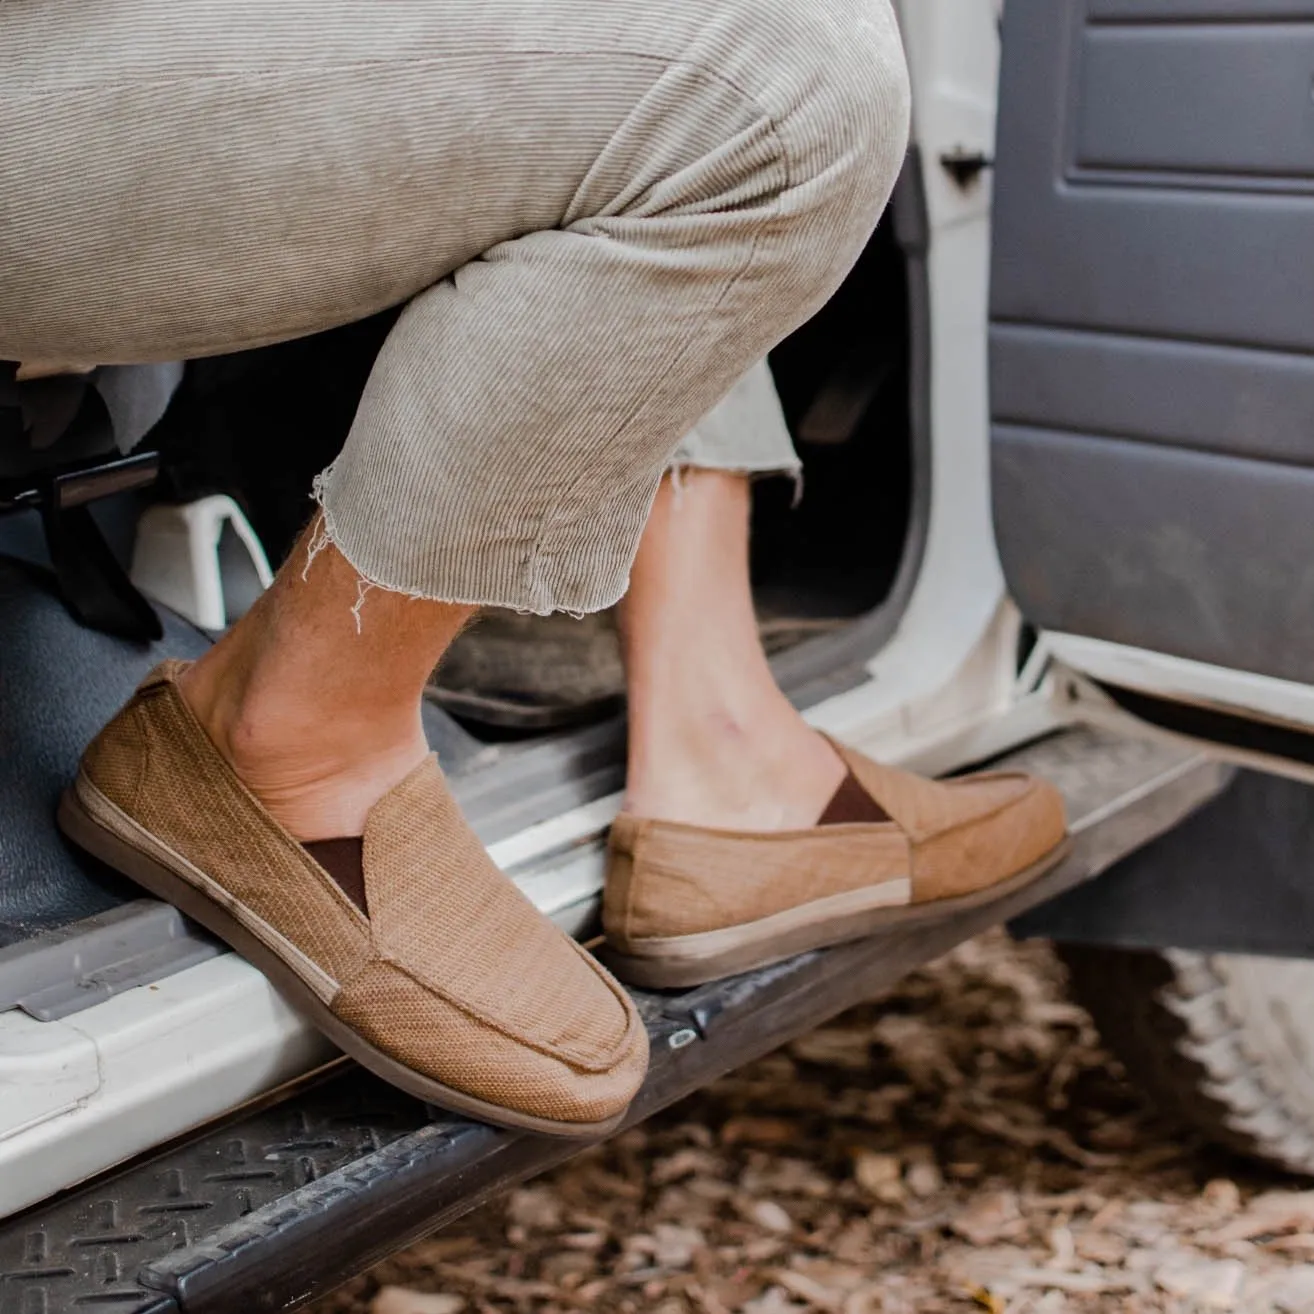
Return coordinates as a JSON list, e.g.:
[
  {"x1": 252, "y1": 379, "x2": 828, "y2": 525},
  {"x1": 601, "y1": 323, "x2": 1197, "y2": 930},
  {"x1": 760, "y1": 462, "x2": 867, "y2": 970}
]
[
  {"x1": 303, "y1": 774, "x2": 882, "y2": 910},
  {"x1": 303, "y1": 837, "x2": 367, "y2": 915},
  {"x1": 817, "y1": 770, "x2": 891, "y2": 826}
]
